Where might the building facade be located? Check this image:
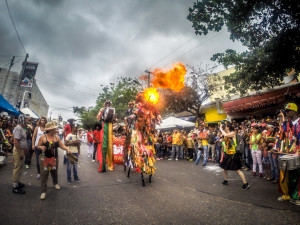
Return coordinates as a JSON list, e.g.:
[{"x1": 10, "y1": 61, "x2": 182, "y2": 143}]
[{"x1": 0, "y1": 68, "x2": 48, "y2": 117}]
